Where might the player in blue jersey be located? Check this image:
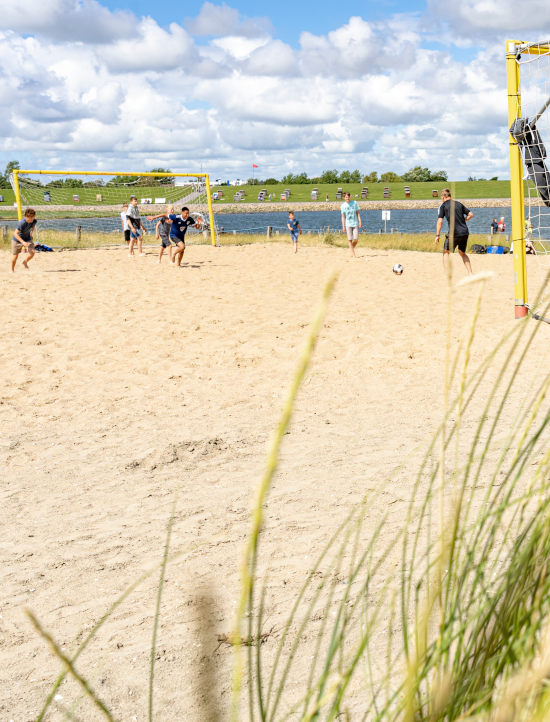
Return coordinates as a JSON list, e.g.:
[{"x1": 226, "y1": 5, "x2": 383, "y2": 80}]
[
  {"x1": 148, "y1": 205, "x2": 201, "y2": 266},
  {"x1": 287, "y1": 211, "x2": 302, "y2": 253}
]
